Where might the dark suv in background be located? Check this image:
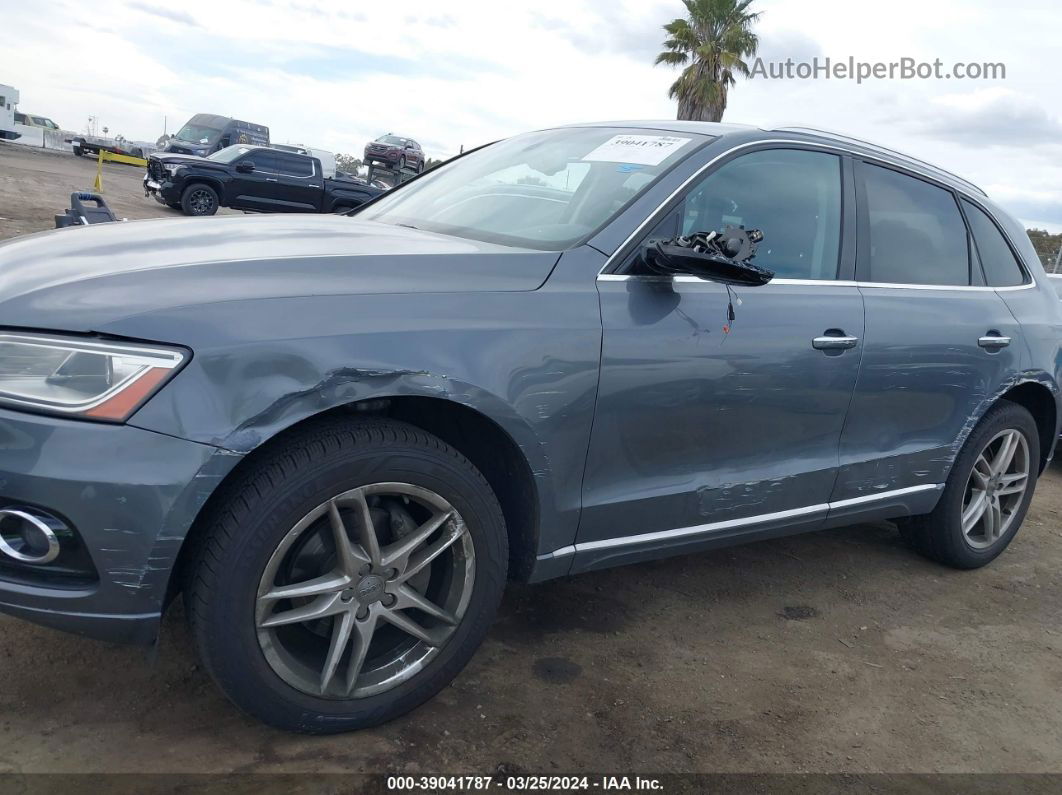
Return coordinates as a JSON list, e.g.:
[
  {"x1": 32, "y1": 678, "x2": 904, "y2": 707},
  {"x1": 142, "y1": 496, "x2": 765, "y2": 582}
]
[{"x1": 364, "y1": 134, "x2": 425, "y2": 172}]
